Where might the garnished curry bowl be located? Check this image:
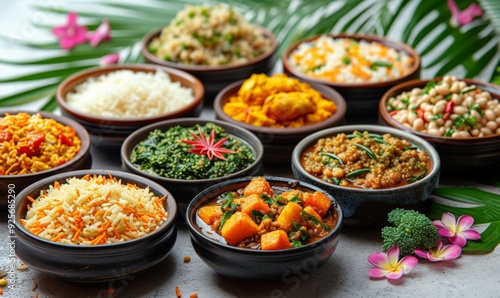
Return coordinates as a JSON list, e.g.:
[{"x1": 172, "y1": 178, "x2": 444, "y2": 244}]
[
  {"x1": 141, "y1": 4, "x2": 278, "y2": 100},
  {"x1": 0, "y1": 110, "x2": 91, "y2": 209},
  {"x1": 185, "y1": 176, "x2": 343, "y2": 281},
  {"x1": 213, "y1": 75, "x2": 347, "y2": 164},
  {"x1": 291, "y1": 125, "x2": 440, "y2": 226},
  {"x1": 282, "y1": 33, "x2": 421, "y2": 123},
  {"x1": 379, "y1": 76, "x2": 500, "y2": 173},
  {"x1": 121, "y1": 118, "x2": 264, "y2": 205},
  {"x1": 56, "y1": 64, "x2": 204, "y2": 148},
  {"x1": 13, "y1": 170, "x2": 177, "y2": 282}
]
